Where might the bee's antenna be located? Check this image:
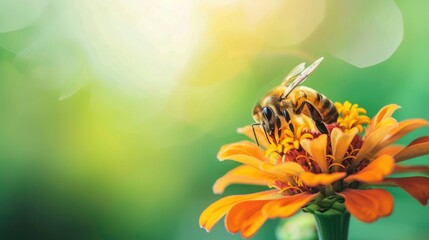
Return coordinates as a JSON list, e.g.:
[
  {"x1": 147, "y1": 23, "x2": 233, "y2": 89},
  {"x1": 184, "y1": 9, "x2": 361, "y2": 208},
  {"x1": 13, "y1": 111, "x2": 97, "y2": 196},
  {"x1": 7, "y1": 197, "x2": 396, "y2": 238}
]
[{"x1": 251, "y1": 123, "x2": 261, "y2": 146}]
